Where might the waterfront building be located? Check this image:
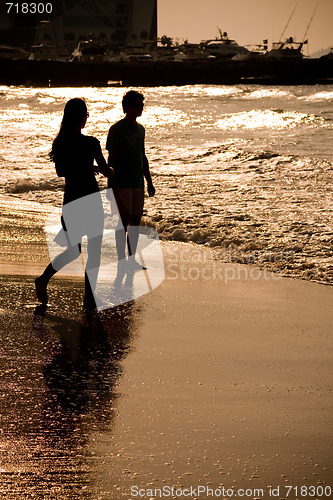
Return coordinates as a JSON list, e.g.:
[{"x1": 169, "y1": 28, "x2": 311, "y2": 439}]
[{"x1": 0, "y1": 0, "x2": 157, "y2": 49}]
